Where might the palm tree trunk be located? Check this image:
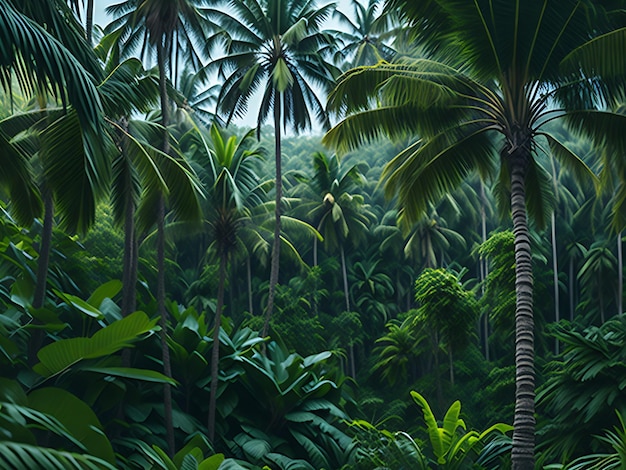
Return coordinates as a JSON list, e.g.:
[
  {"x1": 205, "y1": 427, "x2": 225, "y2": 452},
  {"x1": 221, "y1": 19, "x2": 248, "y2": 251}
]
[
  {"x1": 157, "y1": 195, "x2": 175, "y2": 457},
  {"x1": 247, "y1": 256, "x2": 253, "y2": 315},
  {"x1": 157, "y1": 40, "x2": 175, "y2": 458},
  {"x1": 263, "y1": 97, "x2": 282, "y2": 338},
  {"x1": 551, "y1": 212, "x2": 559, "y2": 354},
  {"x1": 448, "y1": 347, "x2": 454, "y2": 386},
  {"x1": 121, "y1": 184, "x2": 137, "y2": 318},
  {"x1": 509, "y1": 156, "x2": 535, "y2": 470},
  {"x1": 569, "y1": 256, "x2": 575, "y2": 321},
  {"x1": 29, "y1": 189, "x2": 54, "y2": 365},
  {"x1": 33, "y1": 190, "x2": 54, "y2": 310},
  {"x1": 85, "y1": 0, "x2": 94, "y2": 45},
  {"x1": 121, "y1": 191, "x2": 136, "y2": 368},
  {"x1": 340, "y1": 244, "x2": 350, "y2": 312},
  {"x1": 208, "y1": 251, "x2": 227, "y2": 443},
  {"x1": 480, "y1": 182, "x2": 489, "y2": 361},
  {"x1": 599, "y1": 271, "x2": 605, "y2": 323},
  {"x1": 618, "y1": 232, "x2": 623, "y2": 314}
]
